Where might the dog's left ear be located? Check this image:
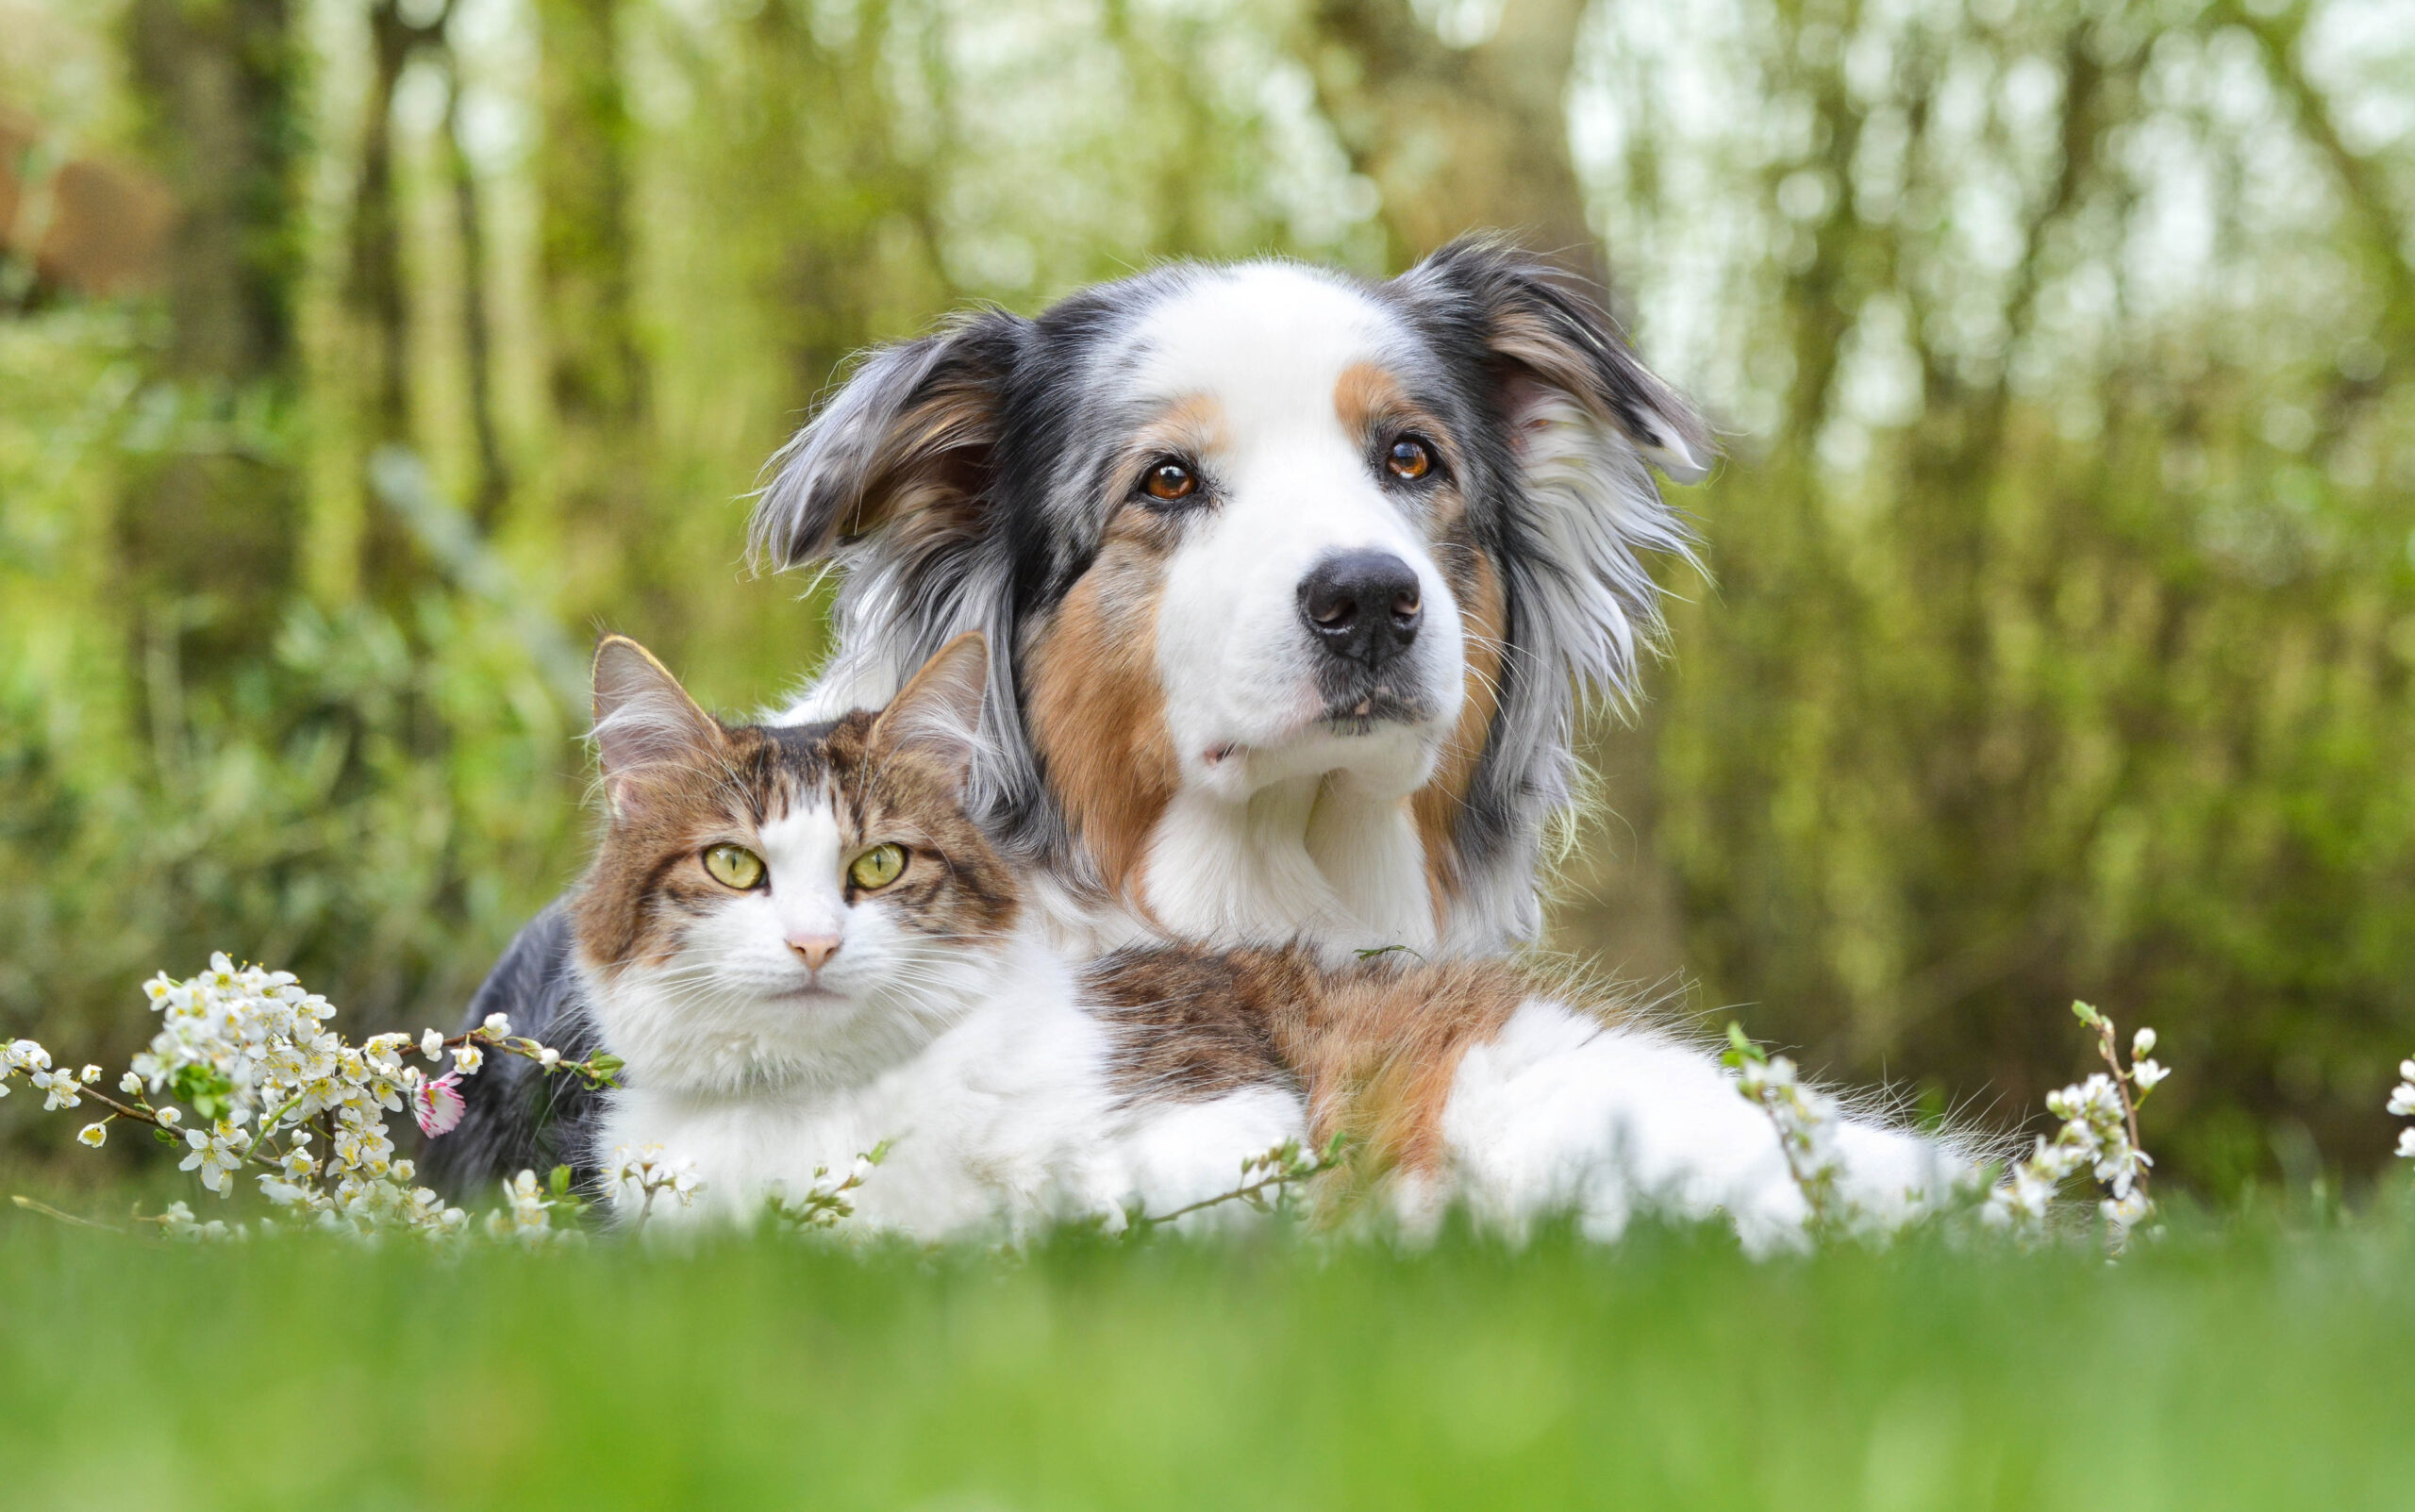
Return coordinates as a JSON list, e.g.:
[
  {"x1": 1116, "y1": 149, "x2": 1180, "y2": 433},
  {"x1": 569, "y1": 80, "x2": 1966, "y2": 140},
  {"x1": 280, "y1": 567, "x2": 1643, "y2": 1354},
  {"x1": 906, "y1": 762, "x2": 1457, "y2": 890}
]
[
  {"x1": 747, "y1": 310, "x2": 1024, "y2": 573},
  {"x1": 1393, "y1": 236, "x2": 1713, "y2": 485}
]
